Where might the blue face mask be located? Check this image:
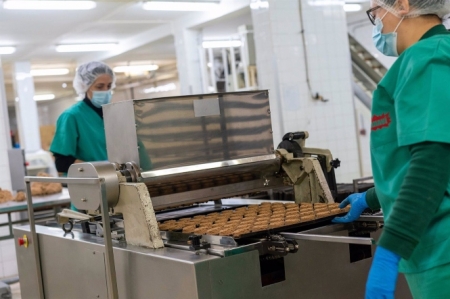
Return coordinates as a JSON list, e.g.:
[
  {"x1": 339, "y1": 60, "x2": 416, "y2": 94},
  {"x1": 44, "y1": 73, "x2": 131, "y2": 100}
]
[
  {"x1": 91, "y1": 90, "x2": 112, "y2": 108},
  {"x1": 372, "y1": 11, "x2": 404, "y2": 57}
]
